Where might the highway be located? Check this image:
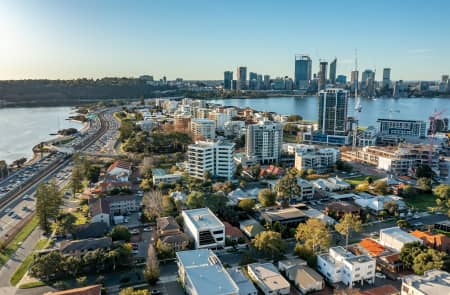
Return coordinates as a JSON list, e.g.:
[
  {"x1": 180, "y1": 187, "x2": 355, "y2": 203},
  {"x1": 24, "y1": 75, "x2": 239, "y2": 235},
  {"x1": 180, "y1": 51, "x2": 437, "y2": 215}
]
[{"x1": 0, "y1": 108, "x2": 114, "y2": 239}]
